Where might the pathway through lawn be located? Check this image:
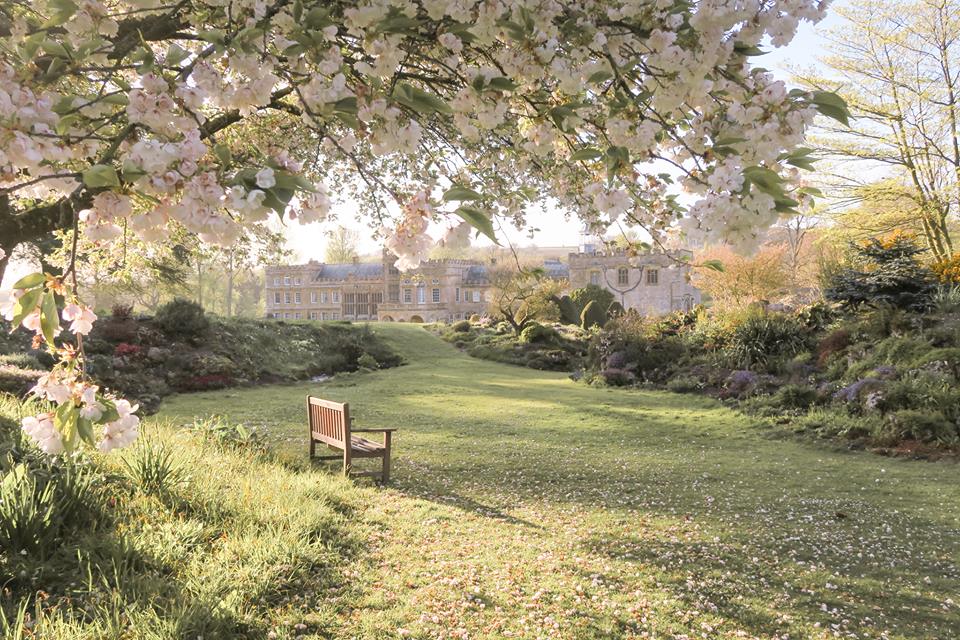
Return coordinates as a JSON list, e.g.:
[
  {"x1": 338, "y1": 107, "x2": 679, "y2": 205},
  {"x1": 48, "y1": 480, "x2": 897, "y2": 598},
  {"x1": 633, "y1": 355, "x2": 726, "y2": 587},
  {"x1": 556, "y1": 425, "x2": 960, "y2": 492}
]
[{"x1": 159, "y1": 323, "x2": 960, "y2": 639}]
